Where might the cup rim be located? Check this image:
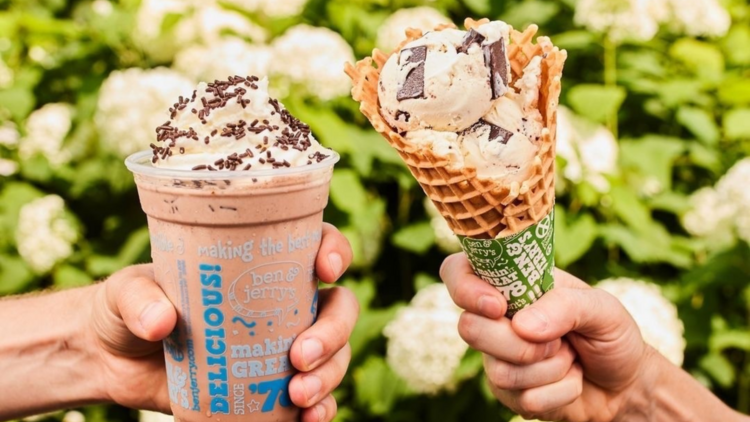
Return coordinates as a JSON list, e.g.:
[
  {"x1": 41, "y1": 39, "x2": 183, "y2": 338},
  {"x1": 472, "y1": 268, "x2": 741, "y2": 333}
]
[{"x1": 125, "y1": 150, "x2": 340, "y2": 180}]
